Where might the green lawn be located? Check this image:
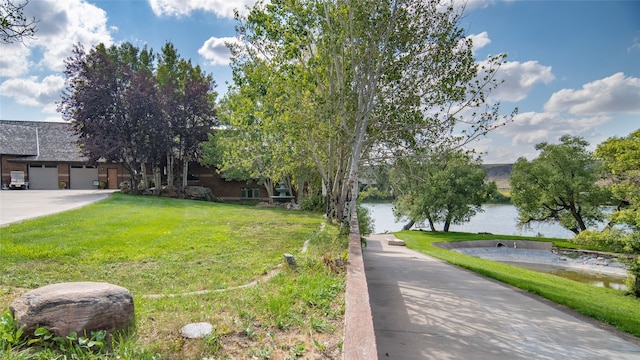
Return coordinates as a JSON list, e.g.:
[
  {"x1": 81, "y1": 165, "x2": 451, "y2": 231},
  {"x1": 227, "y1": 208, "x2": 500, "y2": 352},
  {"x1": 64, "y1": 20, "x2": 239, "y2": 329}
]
[
  {"x1": 395, "y1": 230, "x2": 640, "y2": 338},
  {"x1": 1, "y1": 193, "x2": 347, "y2": 359}
]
